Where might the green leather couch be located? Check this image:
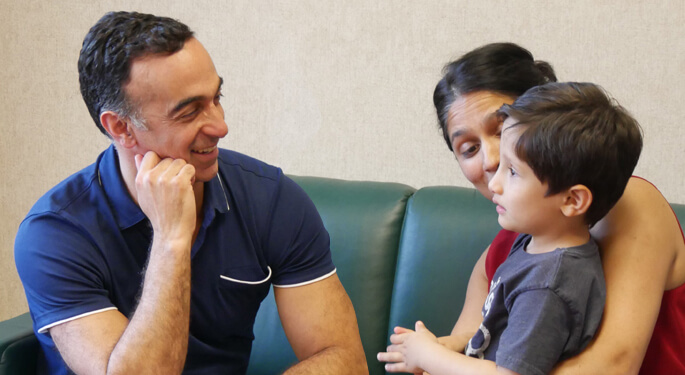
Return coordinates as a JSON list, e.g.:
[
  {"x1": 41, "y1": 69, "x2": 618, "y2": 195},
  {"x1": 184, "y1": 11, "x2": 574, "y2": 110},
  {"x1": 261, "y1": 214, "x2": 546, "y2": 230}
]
[{"x1": 3, "y1": 176, "x2": 684, "y2": 375}]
